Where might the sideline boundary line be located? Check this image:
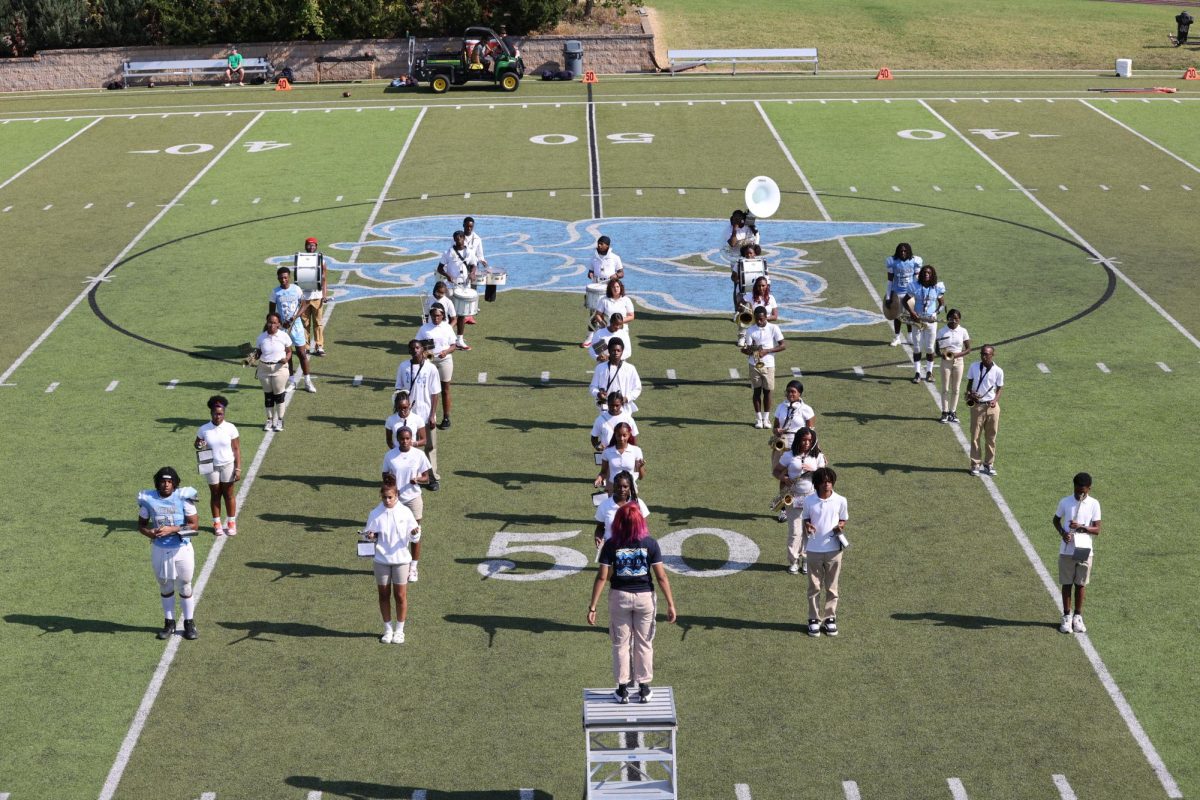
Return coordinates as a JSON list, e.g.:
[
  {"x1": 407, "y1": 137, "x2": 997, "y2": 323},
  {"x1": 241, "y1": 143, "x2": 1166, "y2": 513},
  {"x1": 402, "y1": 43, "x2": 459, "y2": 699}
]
[
  {"x1": 98, "y1": 108, "x2": 426, "y2": 800},
  {"x1": 762, "y1": 98, "x2": 1182, "y2": 799},
  {"x1": 1079, "y1": 99, "x2": 1200, "y2": 175},
  {"x1": 0, "y1": 117, "x2": 100, "y2": 192},
  {"x1": 918, "y1": 99, "x2": 1200, "y2": 353},
  {"x1": 1, "y1": 113, "x2": 265, "y2": 386}
]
